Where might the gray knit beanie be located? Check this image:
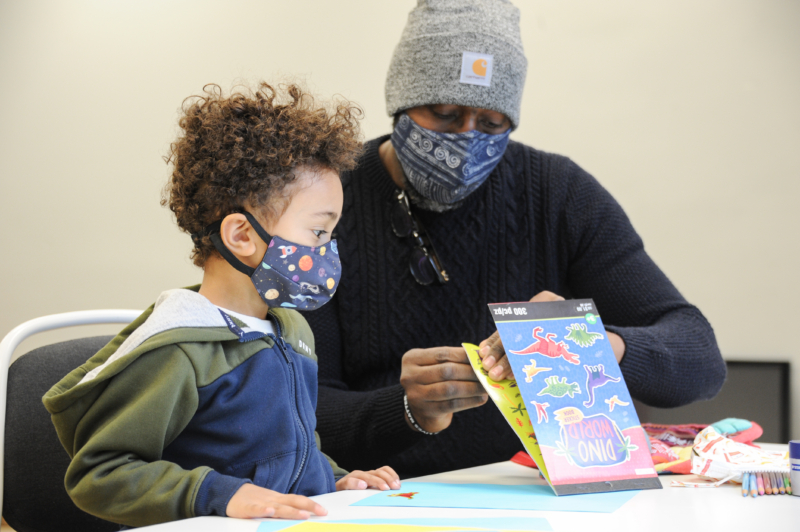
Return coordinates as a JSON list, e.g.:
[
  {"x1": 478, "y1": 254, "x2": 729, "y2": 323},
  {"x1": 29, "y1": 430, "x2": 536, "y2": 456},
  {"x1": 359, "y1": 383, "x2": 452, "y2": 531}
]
[{"x1": 386, "y1": 0, "x2": 527, "y2": 129}]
